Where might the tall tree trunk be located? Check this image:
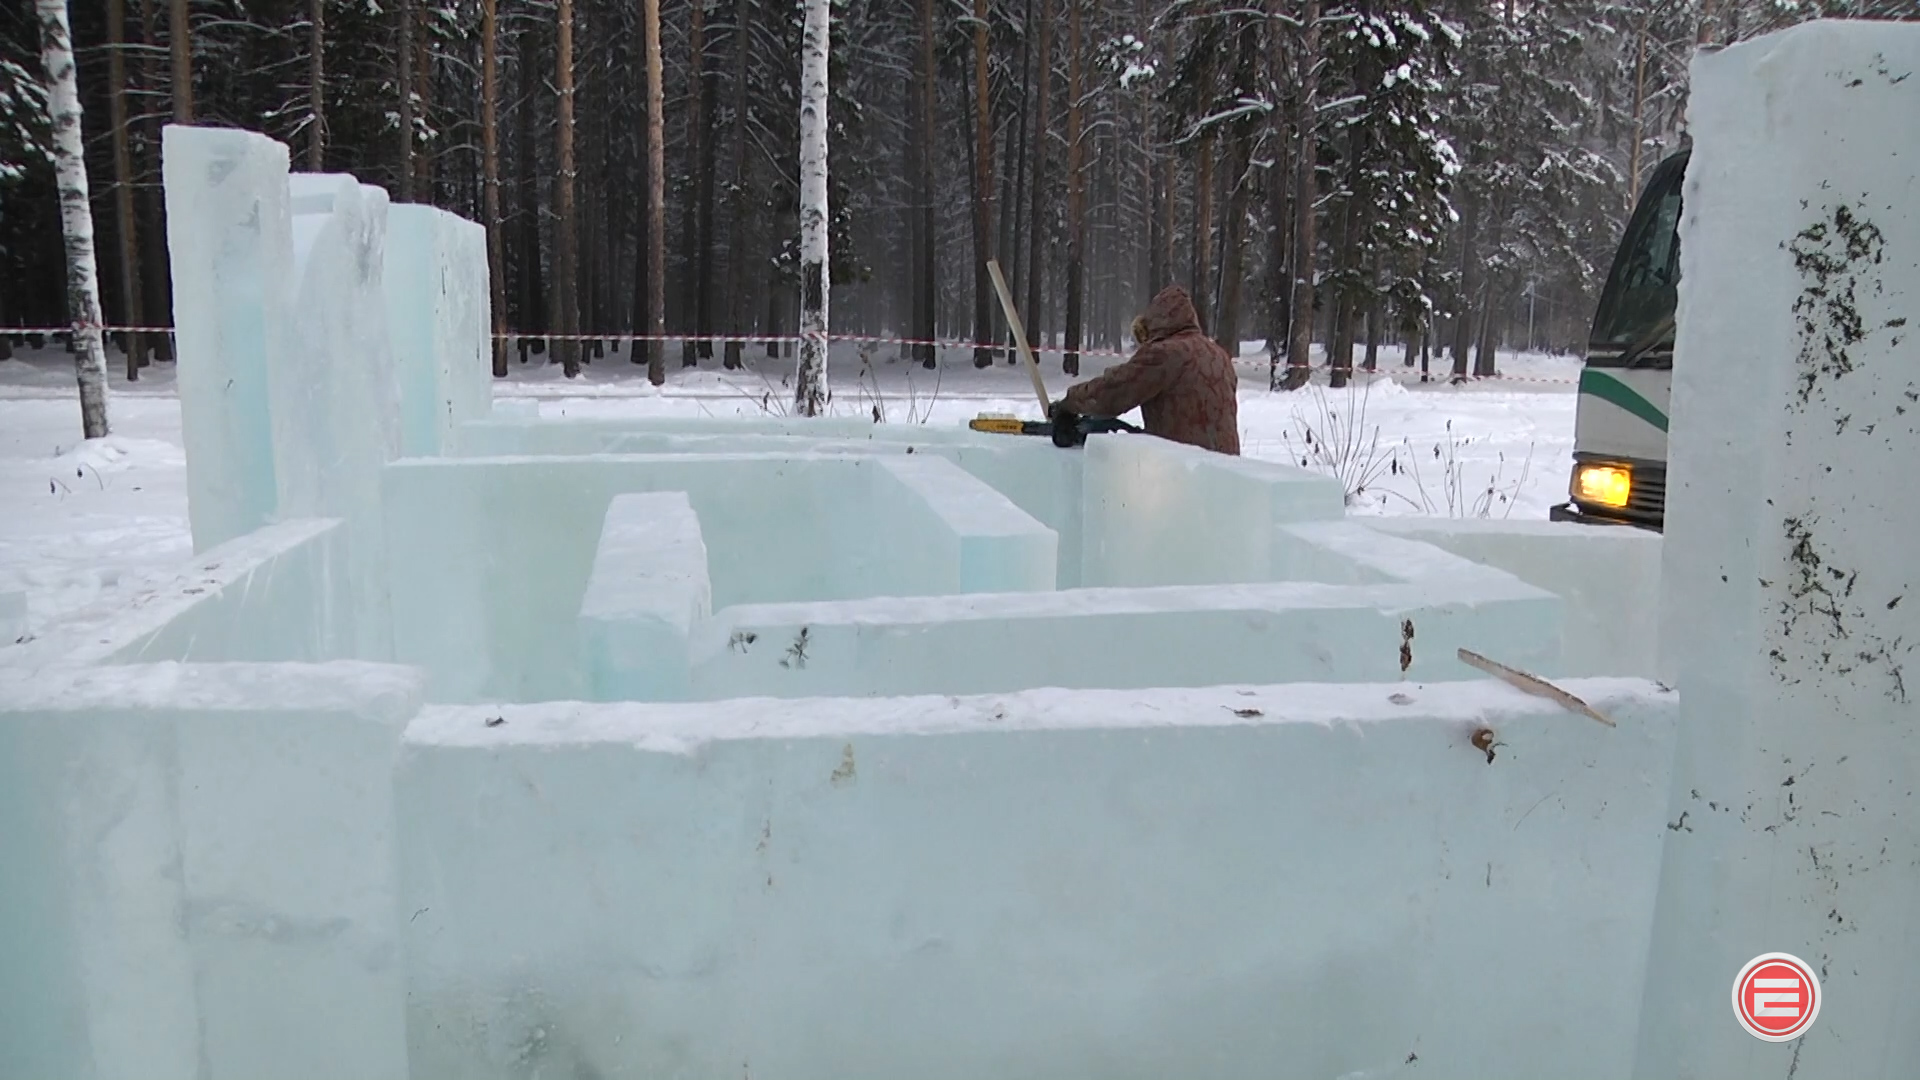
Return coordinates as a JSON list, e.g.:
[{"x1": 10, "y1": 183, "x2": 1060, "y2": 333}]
[
  {"x1": 1450, "y1": 192, "x2": 1479, "y2": 381},
  {"x1": 169, "y1": 0, "x2": 191, "y2": 123},
  {"x1": 37, "y1": 0, "x2": 111, "y2": 438},
  {"x1": 516, "y1": 21, "x2": 546, "y2": 359},
  {"x1": 969, "y1": 0, "x2": 997, "y2": 368},
  {"x1": 916, "y1": 0, "x2": 938, "y2": 368},
  {"x1": 1024, "y1": 0, "x2": 1052, "y2": 363},
  {"x1": 695, "y1": 16, "x2": 719, "y2": 361},
  {"x1": 1266, "y1": 91, "x2": 1293, "y2": 388},
  {"x1": 108, "y1": 0, "x2": 146, "y2": 378},
  {"x1": 1190, "y1": 130, "x2": 1215, "y2": 331},
  {"x1": 482, "y1": 0, "x2": 507, "y2": 376},
  {"x1": 398, "y1": 0, "x2": 415, "y2": 201},
  {"x1": 722, "y1": 0, "x2": 753, "y2": 370},
  {"x1": 554, "y1": 0, "x2": 579, "y2": 374},
  {"x1": 1063, "y1": 0, "x2": 1085, "y2": 376},
  {"x1": 681, "y1": 0, "x2": 708, "y2": 367},
  {"x1": 643, "y1": 0, "x2": 667, "y2": 384},
  {"x1": 308, "y1": 0, "x2": 325, "y2": 168},
  {"x1": 794, "y1": 0, "x2": 831, "y2": 414},
  {"x1": 413, "y1": 5, "x2": 434, "y2": 197},
  {"x1": 1214, "y1": 133, "x2": 1250, "y2": 359},
  {"x1": 135, "y1": 0, "x2": 173, "y2": 361},
  {"x1": 1363, "y1": 249, "x2": 1382, "y2": 372},
  {"x1": 1628, "y1": 16, "x2": 1648, "y2": 206},
  {"x1": 1281, "y1": 0, "x2": 1320, "y2": 391},
  {"x1": 1001, "y1": 5, "x2": 1029, "y2": 363}
]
